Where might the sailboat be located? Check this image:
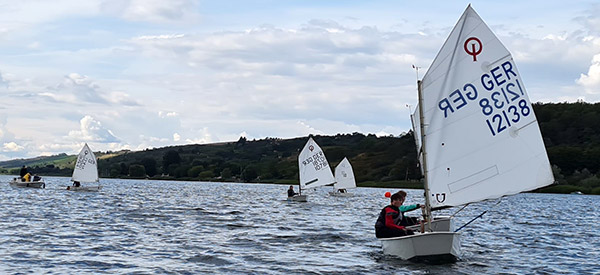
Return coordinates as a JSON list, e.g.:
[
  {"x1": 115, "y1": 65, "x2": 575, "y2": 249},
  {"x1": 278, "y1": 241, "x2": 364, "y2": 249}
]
[
  {"x1": 67, "y1": 143, "x2": 102, "y2": 192},
  {"x1": 378, "y1": 5, "x2": 555, "y2": 261},
  {"x1": 329, "y1": 157, "x2": 356, "y2": 197},
  {"x1": 290, "y1": 137, "x2": 335, "y2": 202}
]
